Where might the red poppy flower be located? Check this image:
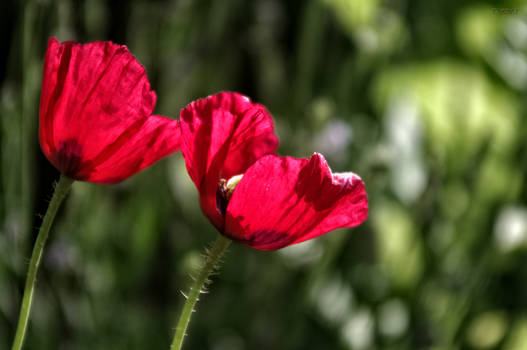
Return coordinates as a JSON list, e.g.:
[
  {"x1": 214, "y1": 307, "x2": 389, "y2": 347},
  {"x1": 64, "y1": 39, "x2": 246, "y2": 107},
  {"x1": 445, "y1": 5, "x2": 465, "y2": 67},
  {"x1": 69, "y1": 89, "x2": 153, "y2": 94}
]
[
  {"x1": 180, "y1": 92, "x2": 368, "y2": 250},
  {"x1": 39, "y1": 38, "x2": 181, "y2": 184}
]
